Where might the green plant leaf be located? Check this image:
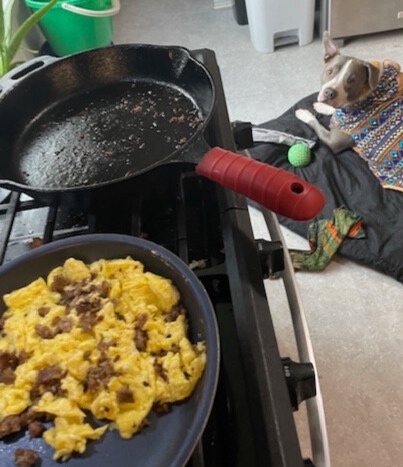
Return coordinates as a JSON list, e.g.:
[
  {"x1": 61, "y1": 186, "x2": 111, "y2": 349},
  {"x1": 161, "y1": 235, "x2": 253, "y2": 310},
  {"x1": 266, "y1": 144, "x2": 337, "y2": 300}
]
[
  {"x1": 4, "y1": 0, "x2": 19, "y2": 44},
  {"x1": 0, "y1": 0, "x2": 7, "y2": 75},
  {"x1": 0, "y1": 0, "x2": 6, "y2": 46},
  {"x1": 6, "y1": 0, "x2": 59, "y2": 66}
]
